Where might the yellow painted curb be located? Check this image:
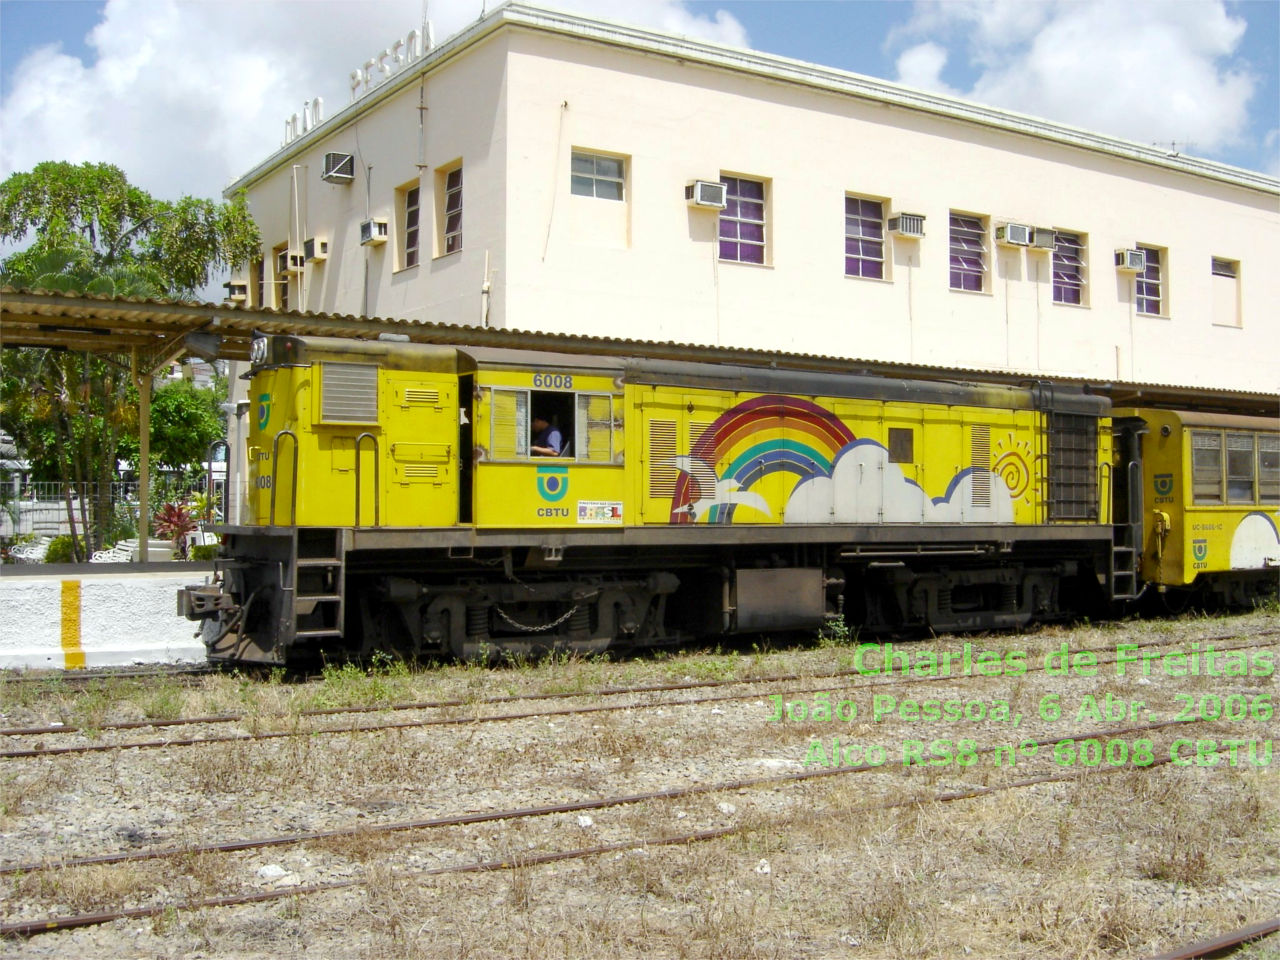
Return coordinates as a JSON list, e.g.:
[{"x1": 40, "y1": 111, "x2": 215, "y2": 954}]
[{"x1": 60, "y1": 580, "x2": 85, "y2": 670}]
